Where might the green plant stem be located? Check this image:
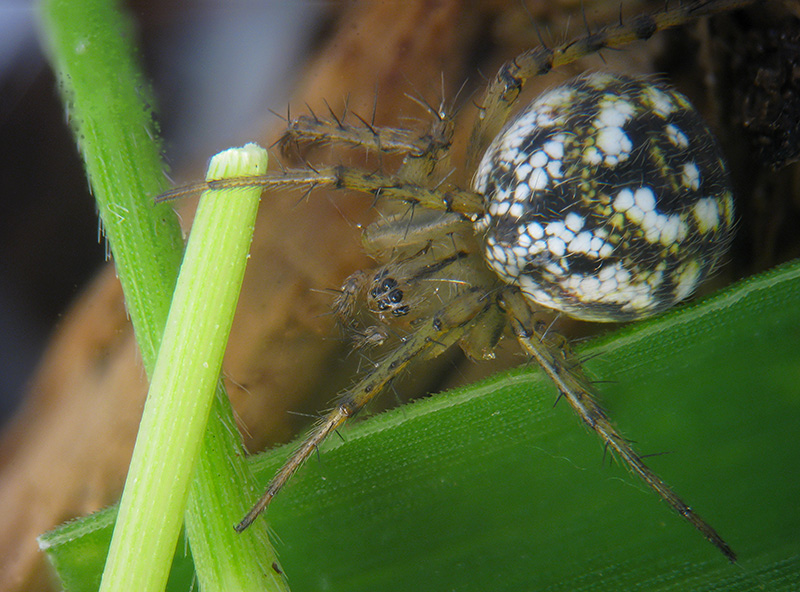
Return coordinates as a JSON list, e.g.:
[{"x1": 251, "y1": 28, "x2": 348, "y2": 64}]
[
  {"x1": 38, "y1": 0, "x2": 185, "y2": 352},
  {"x1": 38, "y1": 2, "x2": 285, "y2": 591},
  {"x1": 182, "y1": 150, "x2": 288, "y2": 592},
  {"x1": 98, "y1": 145, "x2": 280, "y2": 592}
]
